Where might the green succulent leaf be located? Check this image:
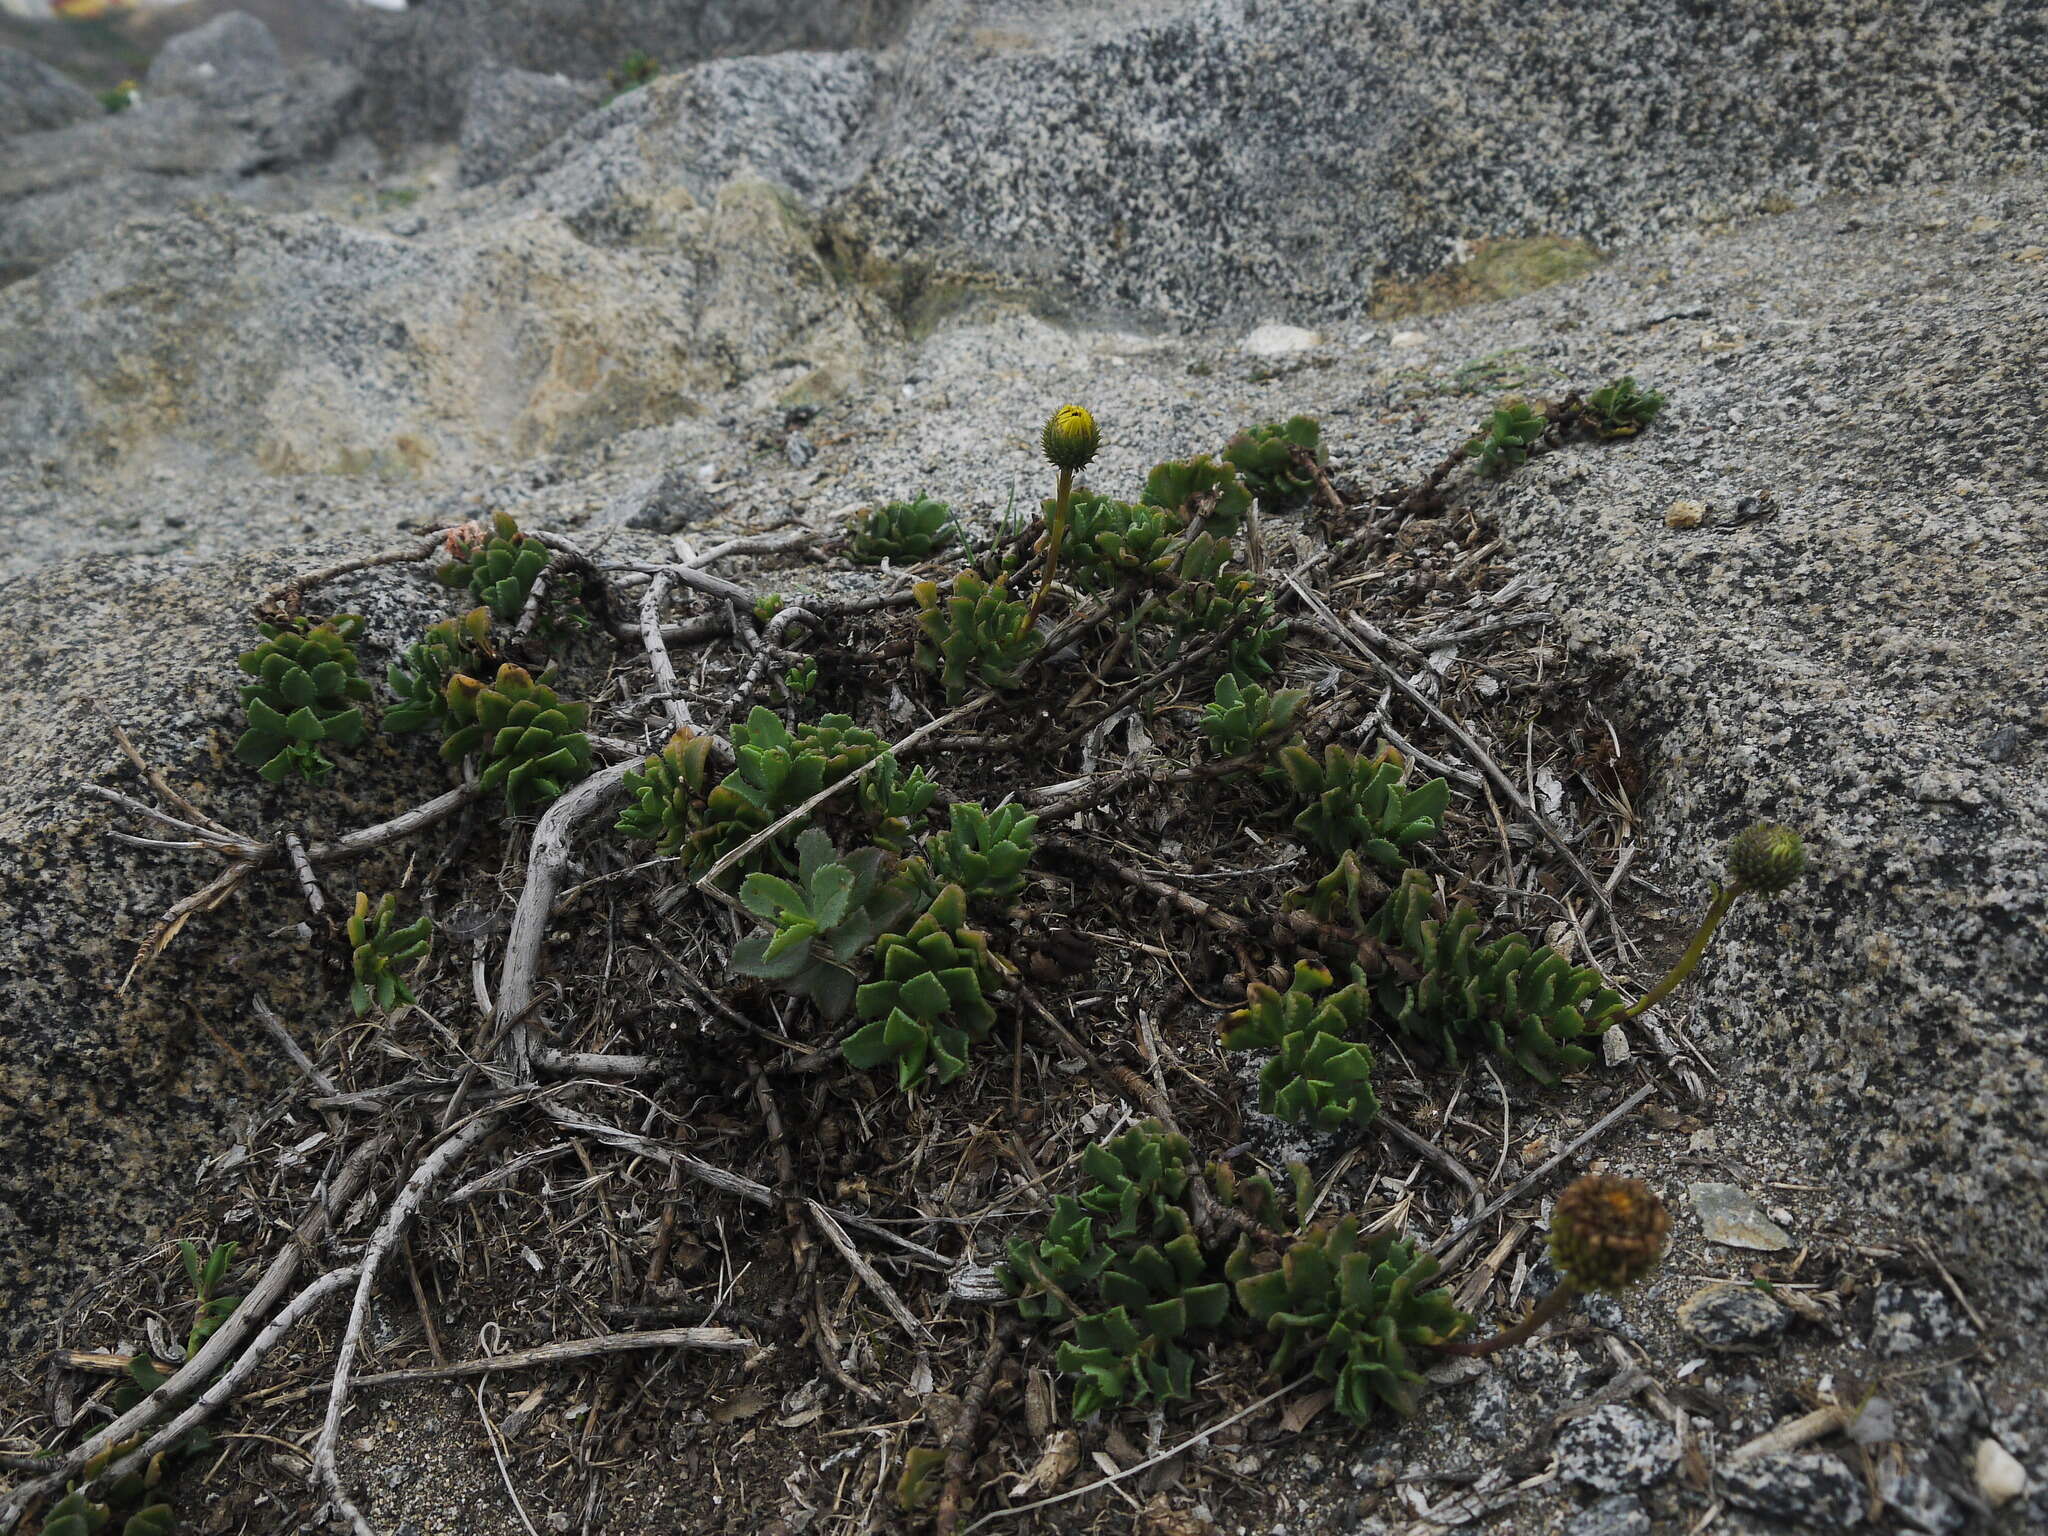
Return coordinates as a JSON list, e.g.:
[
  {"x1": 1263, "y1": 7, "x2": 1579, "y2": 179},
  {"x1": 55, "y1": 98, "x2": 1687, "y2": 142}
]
[
  {"x1": 1278, "y1": 745, "x2": 1449, "y2": 870},
  {"x1": 1583, "y1": 376, "x2": 1665, "y2": 440},
  {"x1": 926, "y1": 801, "x2": 1038, "y2": 910},
  {"x1": 727, "y1": 828, "x2": 919, "y2": 1020},
  {"x1": 233, "y1": 616, "x2": 372, "y2": 784},
  {"x1": 848, "y1": 496, "x2": 959, "y2": 565},
  {"x1": 1467, "y1": 400, "x2": 1548, "y2": 476},
  {"x1": 436, "y1": 512, "x2": 551, "y2": 620},
  {"x1": 1368, "y1": 869, "x2": 1625, "y2": 1082},
  {"x1": 1200, "y1": 673, "x2": 1308, "y2": 759},
  {"x1": 1221, "y1": 417, "x2": 1325, "y2": 508},
  {"x1": 912, "y1": 572, "x2": 1042, "y2": 702},
  {"x1": 347, "y1": 892, "x2": 433, "y2": 1017}
]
